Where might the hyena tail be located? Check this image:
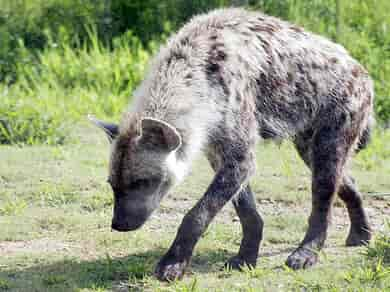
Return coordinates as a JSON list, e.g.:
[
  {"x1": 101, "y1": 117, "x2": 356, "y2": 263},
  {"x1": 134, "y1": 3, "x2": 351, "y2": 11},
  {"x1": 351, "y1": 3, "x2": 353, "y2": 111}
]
[{"x1": 356, "y1": 114, "x2": 375, "y2": 153}]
